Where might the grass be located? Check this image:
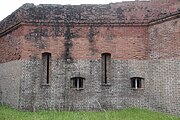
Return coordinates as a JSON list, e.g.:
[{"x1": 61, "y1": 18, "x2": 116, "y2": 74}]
[{"x1": 0, "y1": 105, "x2": 179, "y2": 120}]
